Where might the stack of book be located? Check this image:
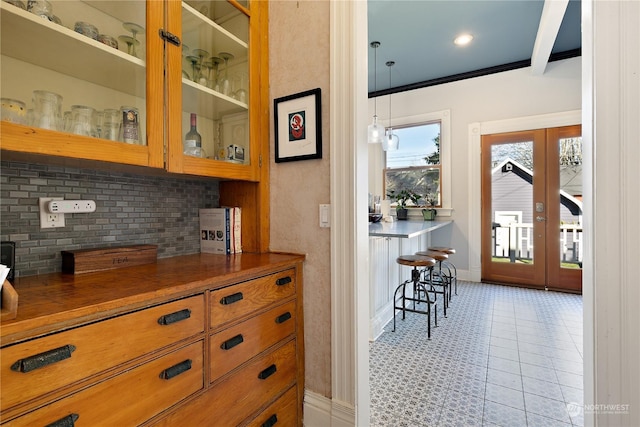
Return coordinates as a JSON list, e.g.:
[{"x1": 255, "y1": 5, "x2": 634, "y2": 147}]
[{"x1": 199, "y1": 207, "x2": 242, "y2": 254}]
